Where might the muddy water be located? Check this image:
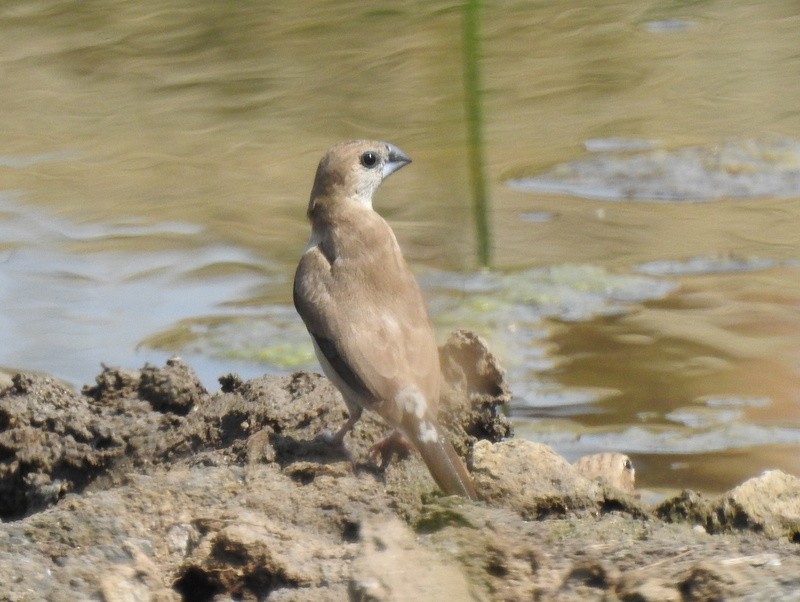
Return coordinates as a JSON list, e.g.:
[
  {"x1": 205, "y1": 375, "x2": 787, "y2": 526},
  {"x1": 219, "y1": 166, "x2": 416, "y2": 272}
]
[{"x1": 1, "y1": 1, "x2": 798, "y2": 494}]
